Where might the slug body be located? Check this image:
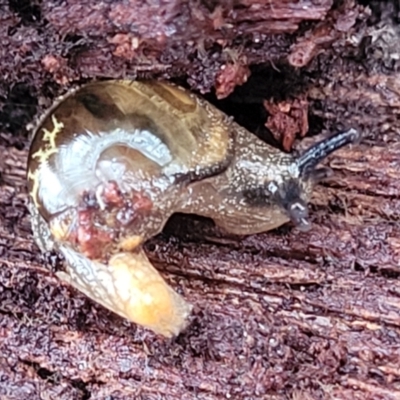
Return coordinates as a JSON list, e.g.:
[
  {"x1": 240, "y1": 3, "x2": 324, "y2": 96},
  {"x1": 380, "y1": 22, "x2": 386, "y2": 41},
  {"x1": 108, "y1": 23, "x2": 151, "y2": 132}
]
[{"x1": 27, "y1": 80, "x2": 358, "y2": 337}]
